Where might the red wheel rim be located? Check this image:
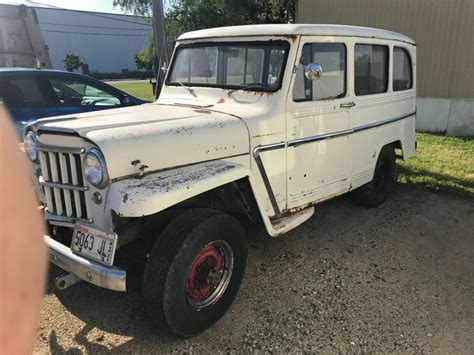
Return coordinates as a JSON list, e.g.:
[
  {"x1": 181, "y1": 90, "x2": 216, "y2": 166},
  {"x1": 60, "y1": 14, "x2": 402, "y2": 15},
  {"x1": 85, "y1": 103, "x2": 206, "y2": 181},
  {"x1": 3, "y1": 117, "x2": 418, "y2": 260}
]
[{"x1": 185, "y1": 240, "x2": 233, "y2": 310}]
